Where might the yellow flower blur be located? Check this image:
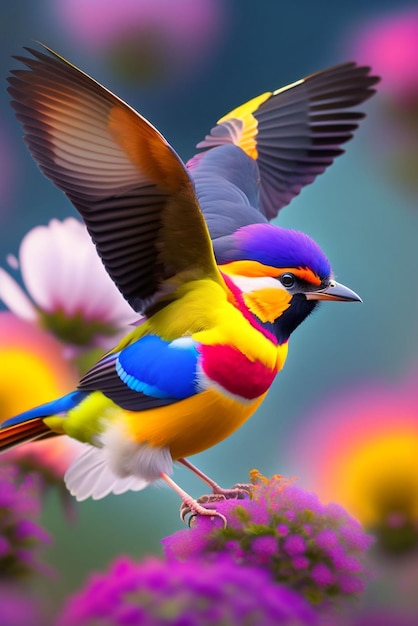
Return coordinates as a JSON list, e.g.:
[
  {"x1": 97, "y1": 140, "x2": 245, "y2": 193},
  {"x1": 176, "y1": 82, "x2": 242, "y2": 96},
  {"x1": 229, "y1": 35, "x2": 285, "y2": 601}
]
[
  {"x1": 326, "y1": 429, "x2": 418, "y2": 528},
  {"x1": 0, "y1": 312, "x2": 82, "y2": 479},
  {"x1": 0, "y1": 312, "x2": 78, "y2": 421},
  {"x1": 286, "y1": 376, "x2": 418, "y2": 551}
]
